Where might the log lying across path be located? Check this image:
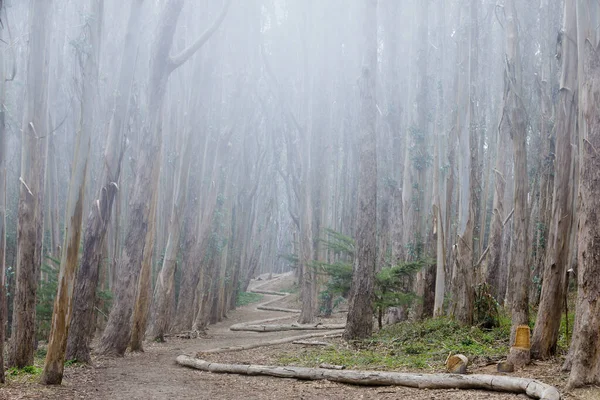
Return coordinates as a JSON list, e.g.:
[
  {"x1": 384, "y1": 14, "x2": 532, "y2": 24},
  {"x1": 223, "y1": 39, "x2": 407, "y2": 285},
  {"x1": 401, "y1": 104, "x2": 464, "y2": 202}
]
[
  {"x1": 176, "y1": 357, "x2": 561, "y2": 400},
  {"x1": 231, "y1": 323, "x2": 346, "y2": 332},
  {"x1": 196, "y1": 331, "x2": 343, "y2": 354},
  {"x1": 251, "y1": 289, "x2": 288, "y2": 296},
  {"x1": 256, "y1": 305, "x2": 301, "y2": 313},
  {"x1": 250, "y1": 283, "x2": 302, "y2": 314}
]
